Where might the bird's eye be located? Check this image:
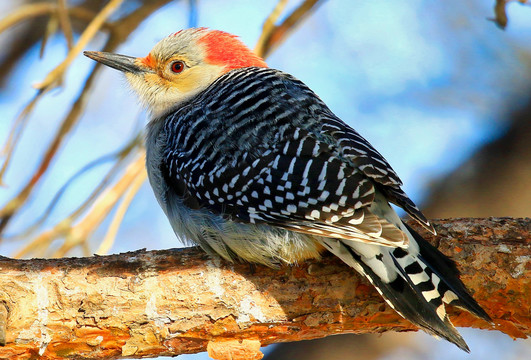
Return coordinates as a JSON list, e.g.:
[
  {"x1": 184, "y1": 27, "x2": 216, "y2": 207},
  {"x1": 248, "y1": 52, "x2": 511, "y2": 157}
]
[{"x1": 171, "y1": 61, "x2": 185, "y2": 73}]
